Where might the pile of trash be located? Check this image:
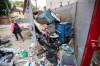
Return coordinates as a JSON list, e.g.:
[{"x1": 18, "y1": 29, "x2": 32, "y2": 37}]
[{"x1": 32, "y1": 9, "x2": 77, "y2": 66}]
